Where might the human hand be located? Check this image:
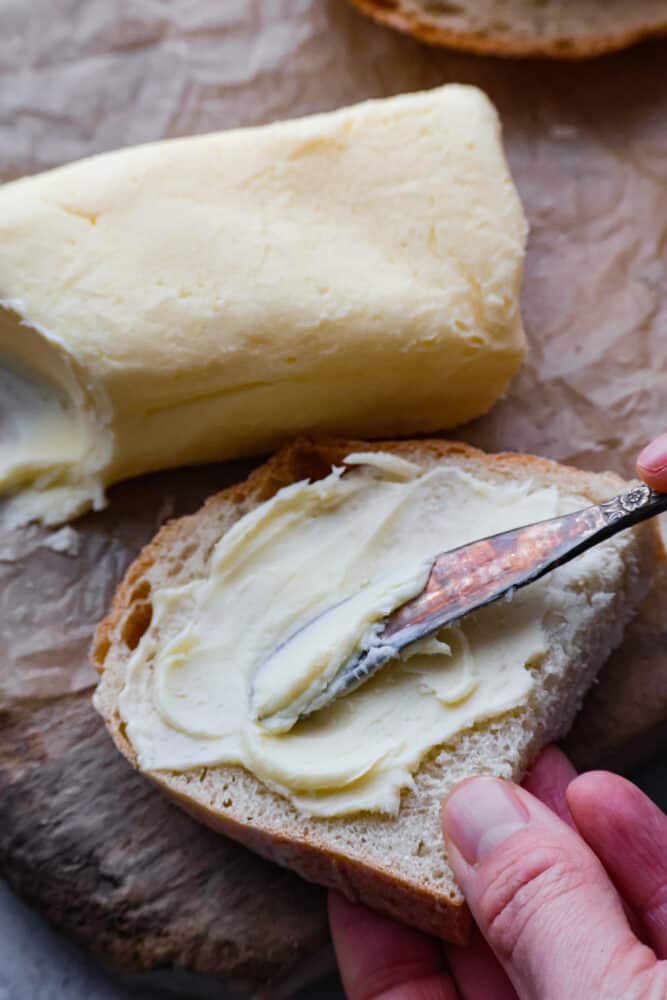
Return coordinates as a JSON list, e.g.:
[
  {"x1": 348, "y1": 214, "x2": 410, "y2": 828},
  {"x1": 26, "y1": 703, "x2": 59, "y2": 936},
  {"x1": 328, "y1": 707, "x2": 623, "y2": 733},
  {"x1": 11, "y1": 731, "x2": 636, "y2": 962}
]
[
  {"x1": 637, "y1": 434, "x2": 667, "y2": 492},
  {"x1": 329, "y1": 746, "x2": 667, "y2": 999}
]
